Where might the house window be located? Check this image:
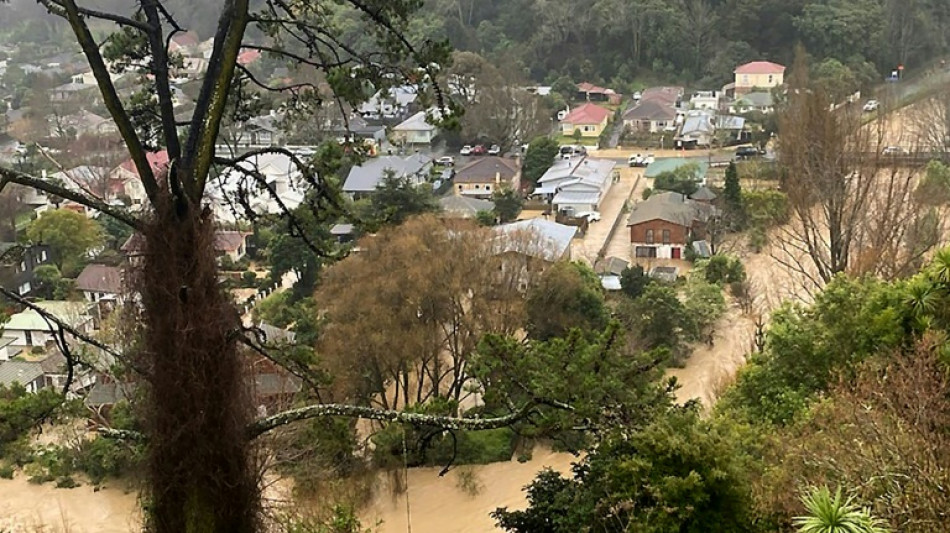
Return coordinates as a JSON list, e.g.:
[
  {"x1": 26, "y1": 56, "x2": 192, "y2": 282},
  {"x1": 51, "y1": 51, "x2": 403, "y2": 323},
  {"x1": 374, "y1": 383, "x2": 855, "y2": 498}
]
[
  {"x1": 635, "y1": 246, "x2": 658, "y2": 258},
  {"x1": 662, "y1": 229, "x2": 671, "y2": 244},
  {"x1": 18, "y1": 261, "x2": 26, "y2": 273},
  {"x1": 458, "y1": 185, "x2": 463, "y2": 191},
  {"x1": 485, "y1": 185, "x2": 491, "y2": 191},
  {"x1": 18, "y1": 282, "x2": 30, "y2": 295},
  {"x1": 25, "y1": 331, "x2": 32, "y2": 345},
  {"x1": 475, "y1": 184, "x2": 480, "y2": 189},
  {"x1": 583, "y1": 125, "x2": 595, "y2": 132},
  {"x1": 645, "y1": 229, "x2": 654, "y2": 244},
  {"x1": 742, "y1": 74, "x2": 749, "y2": 85},
  {"x1": 38, "y1": 250, "x2": 48, "y2": 262},
  {"x1": 768, "y1": 74, "x2": 774, "y2": 84}
]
